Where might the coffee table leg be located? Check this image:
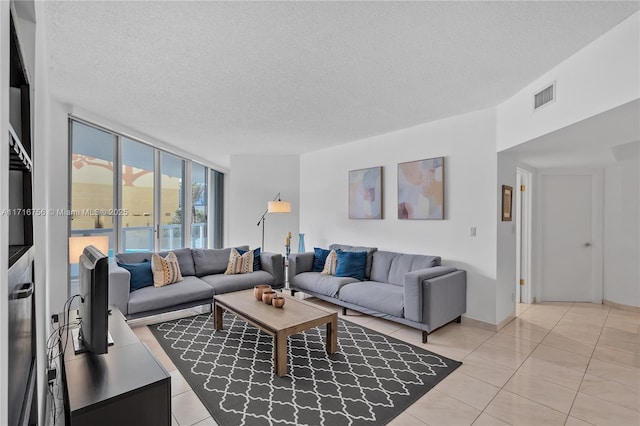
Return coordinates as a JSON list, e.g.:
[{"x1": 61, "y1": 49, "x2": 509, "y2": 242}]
[
  {"x1": 214, "y1": 303, "x2": 224, "y2": 330},
  {"x1": 274, "y1": 331, "x2": 288, "y2": 377},
  {"x1": 326, "y1": 313, "x2": 338, "y2": 354}
]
